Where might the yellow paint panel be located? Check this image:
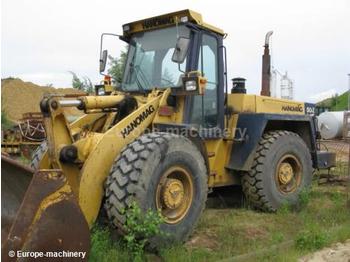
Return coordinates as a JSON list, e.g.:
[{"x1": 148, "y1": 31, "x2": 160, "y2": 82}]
[
  {"x1": 227, "y1": 94, "x2": 305, "y2": 115},
  {"x1": 123, "y1": 9, "x2": 225, "y2": 37},
  {"x1": 205, "y1": 139, "x2": 239, "y2": 187},
  {"x1": 227, "y1": 94, "x2": 256, "y2": 113},
  {"x1": 70, "y1": 113, "x2": 106, "y2": 136},
  {"x1": 256, "y1": 96, "x2": 305, "y2": 115}
]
